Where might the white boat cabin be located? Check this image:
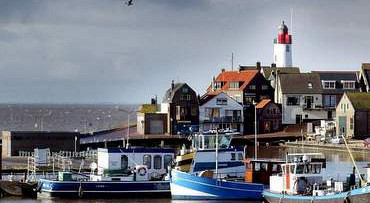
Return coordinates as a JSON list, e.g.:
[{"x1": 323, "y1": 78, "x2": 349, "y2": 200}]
[
  {"x1": 93, "y1": 148, "x2": 175, "y2": 181},
  {"x1": 270, "y1": 153, "x2": 326, "y2": 195}
]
